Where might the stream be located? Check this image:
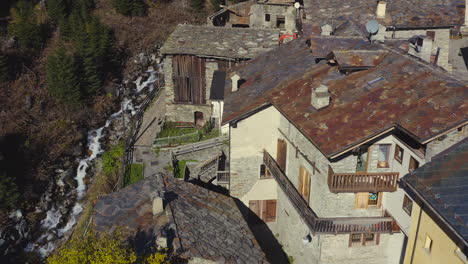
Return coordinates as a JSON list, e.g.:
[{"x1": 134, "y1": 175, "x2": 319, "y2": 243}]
[{"x1": 0, "y1": 54, "x2": 162, "y2": 260}]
